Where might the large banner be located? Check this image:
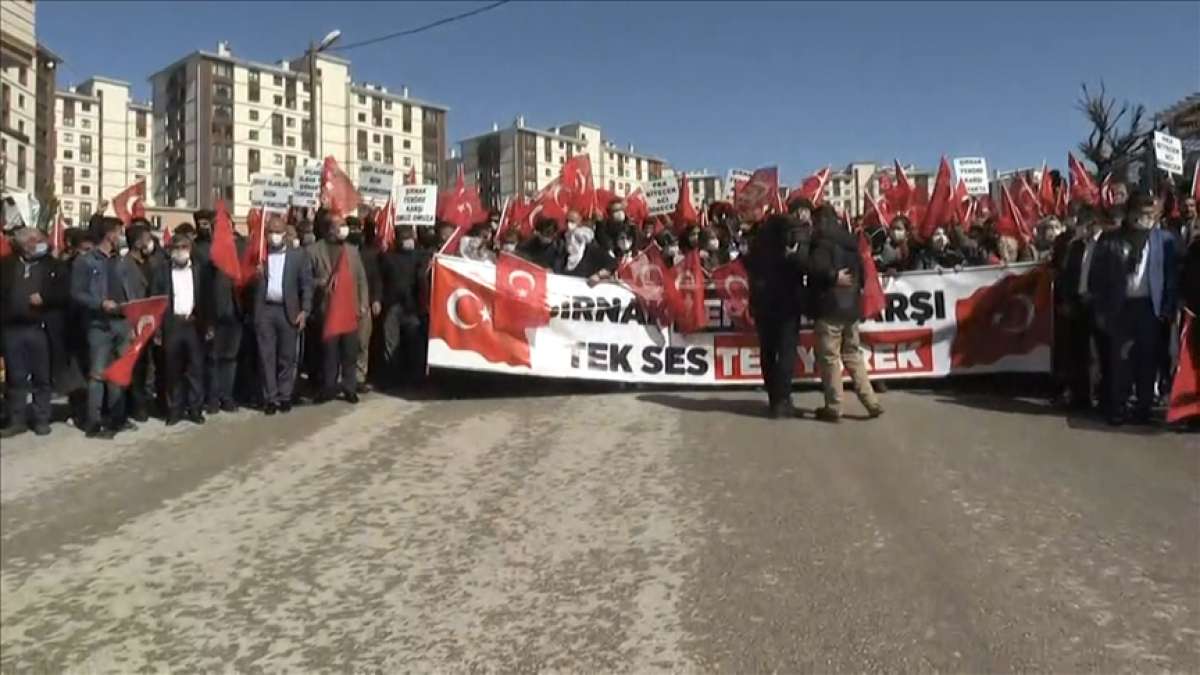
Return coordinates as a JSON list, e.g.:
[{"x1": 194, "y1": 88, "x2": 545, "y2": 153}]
[{"x1": 427, "y1": 256, "x2": 1052, "y2": 385}]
